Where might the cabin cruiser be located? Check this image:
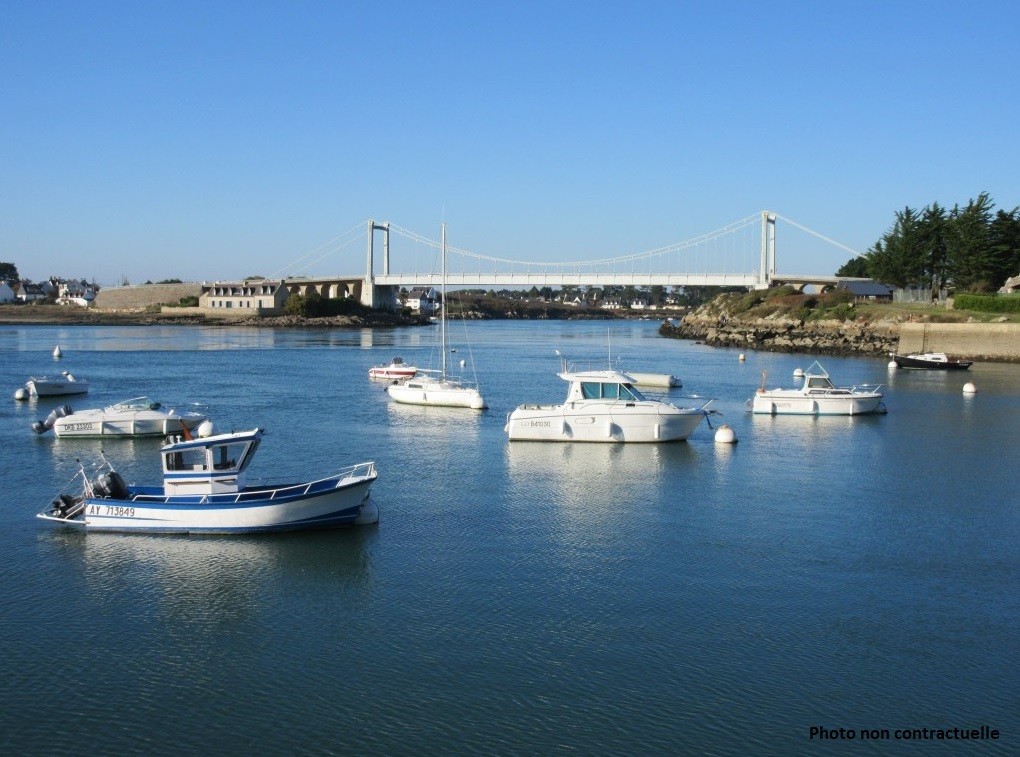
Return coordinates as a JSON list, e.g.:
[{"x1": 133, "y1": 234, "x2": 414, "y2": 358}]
[
  {"x1": 32, "y1": 396, "x2": 209, "y2": 437},
  {"x1": 25, "y1": 371, "x2": 89, "y2": 397},
  {"x1": 37, "y1": 428, "x2": 378, "y2": 533},
  {"x1": 505, "y1": 367, "x2": 711, "y2": 442},
  {"x1": 749, "y1": 362, "x2": 885, "y2": 415}
]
